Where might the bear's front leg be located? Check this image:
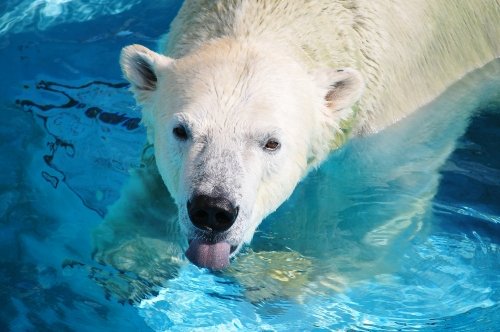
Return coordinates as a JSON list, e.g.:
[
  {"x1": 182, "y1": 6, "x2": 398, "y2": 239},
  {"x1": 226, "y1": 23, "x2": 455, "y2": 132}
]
[{"x1": 92, "y1": 153, "x2": 186, "y2": 292}]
